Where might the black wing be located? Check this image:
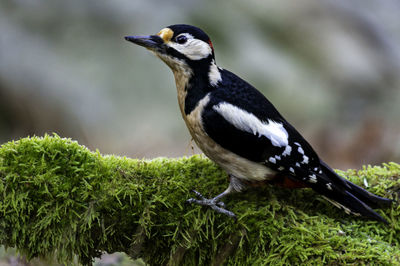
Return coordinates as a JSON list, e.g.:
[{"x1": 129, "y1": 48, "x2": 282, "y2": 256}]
[
  {"x1": 201, "y1": 69, "x2": 391, "y2": 222},
  {"x1": 203, "y1": 69, "x2": 322, "y2": 175}
]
